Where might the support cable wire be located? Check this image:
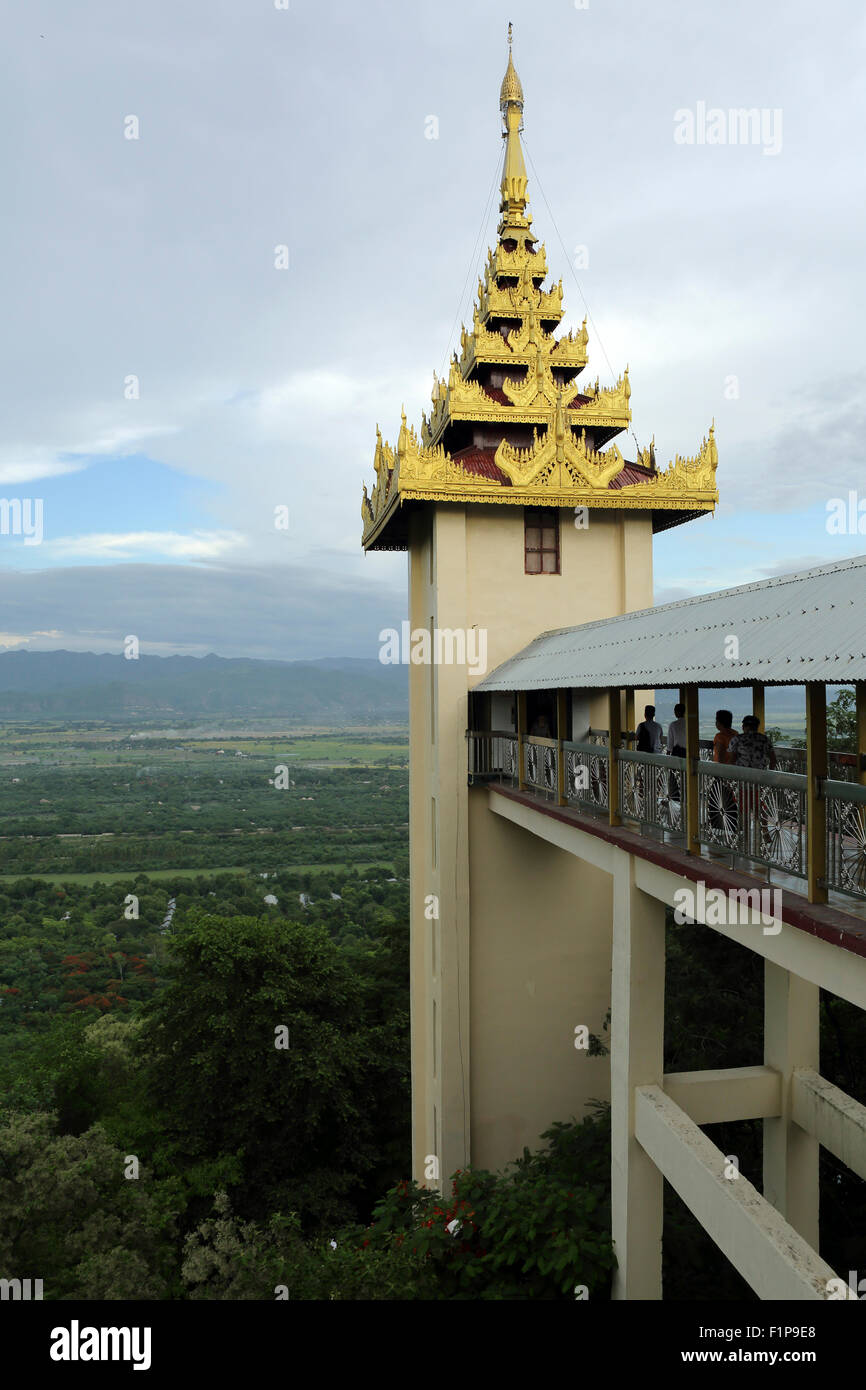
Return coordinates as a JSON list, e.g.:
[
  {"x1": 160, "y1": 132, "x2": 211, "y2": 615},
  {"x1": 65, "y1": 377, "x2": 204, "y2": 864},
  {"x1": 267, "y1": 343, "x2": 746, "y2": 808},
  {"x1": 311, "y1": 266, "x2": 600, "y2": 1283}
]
[
  {"x1": 438, "y1": 148, "x2": 504, "y2": 383},
  {"x1": 522, "y1": 137, "x2": 617, "y2": 383}
]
